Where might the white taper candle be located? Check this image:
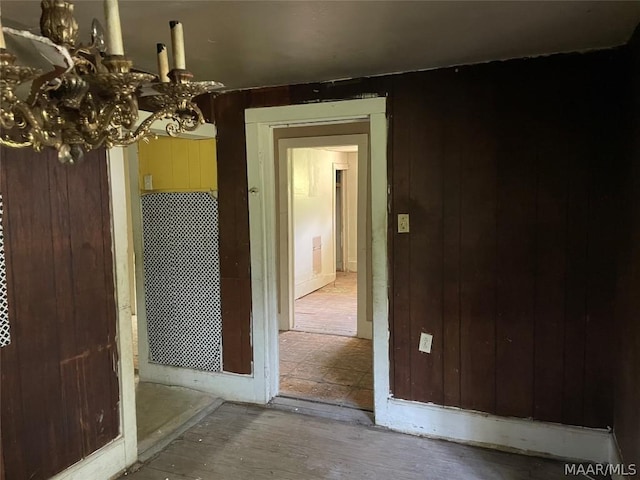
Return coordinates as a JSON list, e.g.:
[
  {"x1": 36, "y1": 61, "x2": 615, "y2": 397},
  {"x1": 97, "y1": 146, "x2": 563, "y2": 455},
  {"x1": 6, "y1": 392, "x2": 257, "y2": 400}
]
[
  {"x1": 104, "y1": 0, "x2": 124, "y2": 55},
  {"x1": 157, "y1": 43, "x2": 170, "y2": 82},
  {"x1": 170, "y1": 20, "x2": 186, "y2": 70},
  {"x1": 0, "y1": 5, "x2": 6, "y2": 50}
]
